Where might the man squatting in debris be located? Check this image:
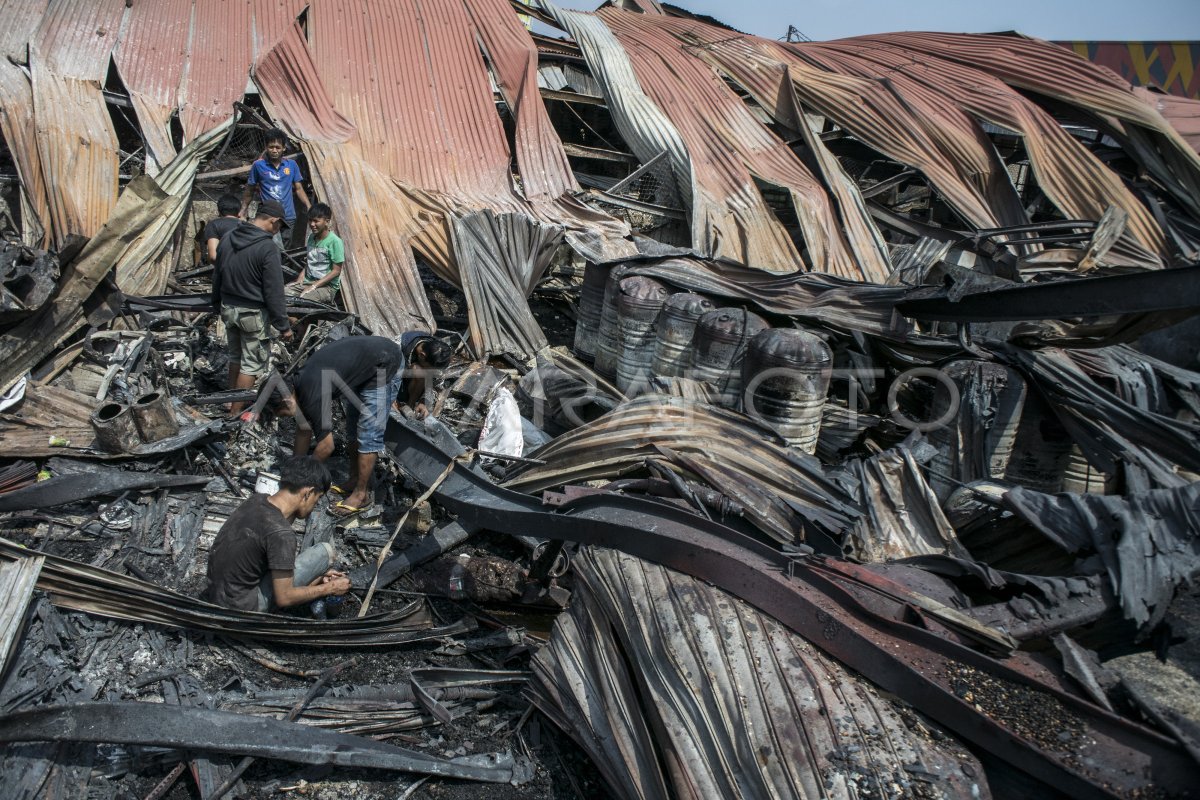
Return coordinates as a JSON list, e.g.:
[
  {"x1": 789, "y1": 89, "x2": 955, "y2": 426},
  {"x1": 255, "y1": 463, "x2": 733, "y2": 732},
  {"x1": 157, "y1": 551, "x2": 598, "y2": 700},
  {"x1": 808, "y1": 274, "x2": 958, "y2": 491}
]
[
  {"x1": 202, "y1": 456, "x2": 351, "y2": 611},
  {"x1": 212, "y1": 198, "x2": 293, "y2": 419},
  {"x1": 240, "y1": 127, "x2": 310, "y2": 247},
  {"x1": 277, "y1": 333, "x2": 452, "y2": 515}
]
